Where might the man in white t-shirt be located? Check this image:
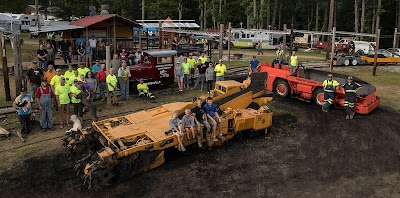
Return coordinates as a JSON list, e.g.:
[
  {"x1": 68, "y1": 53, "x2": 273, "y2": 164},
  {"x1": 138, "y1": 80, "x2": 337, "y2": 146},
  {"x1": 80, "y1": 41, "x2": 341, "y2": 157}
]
[{"x1": 89, "y1": 35, "x2": 97, "y2": 61}]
